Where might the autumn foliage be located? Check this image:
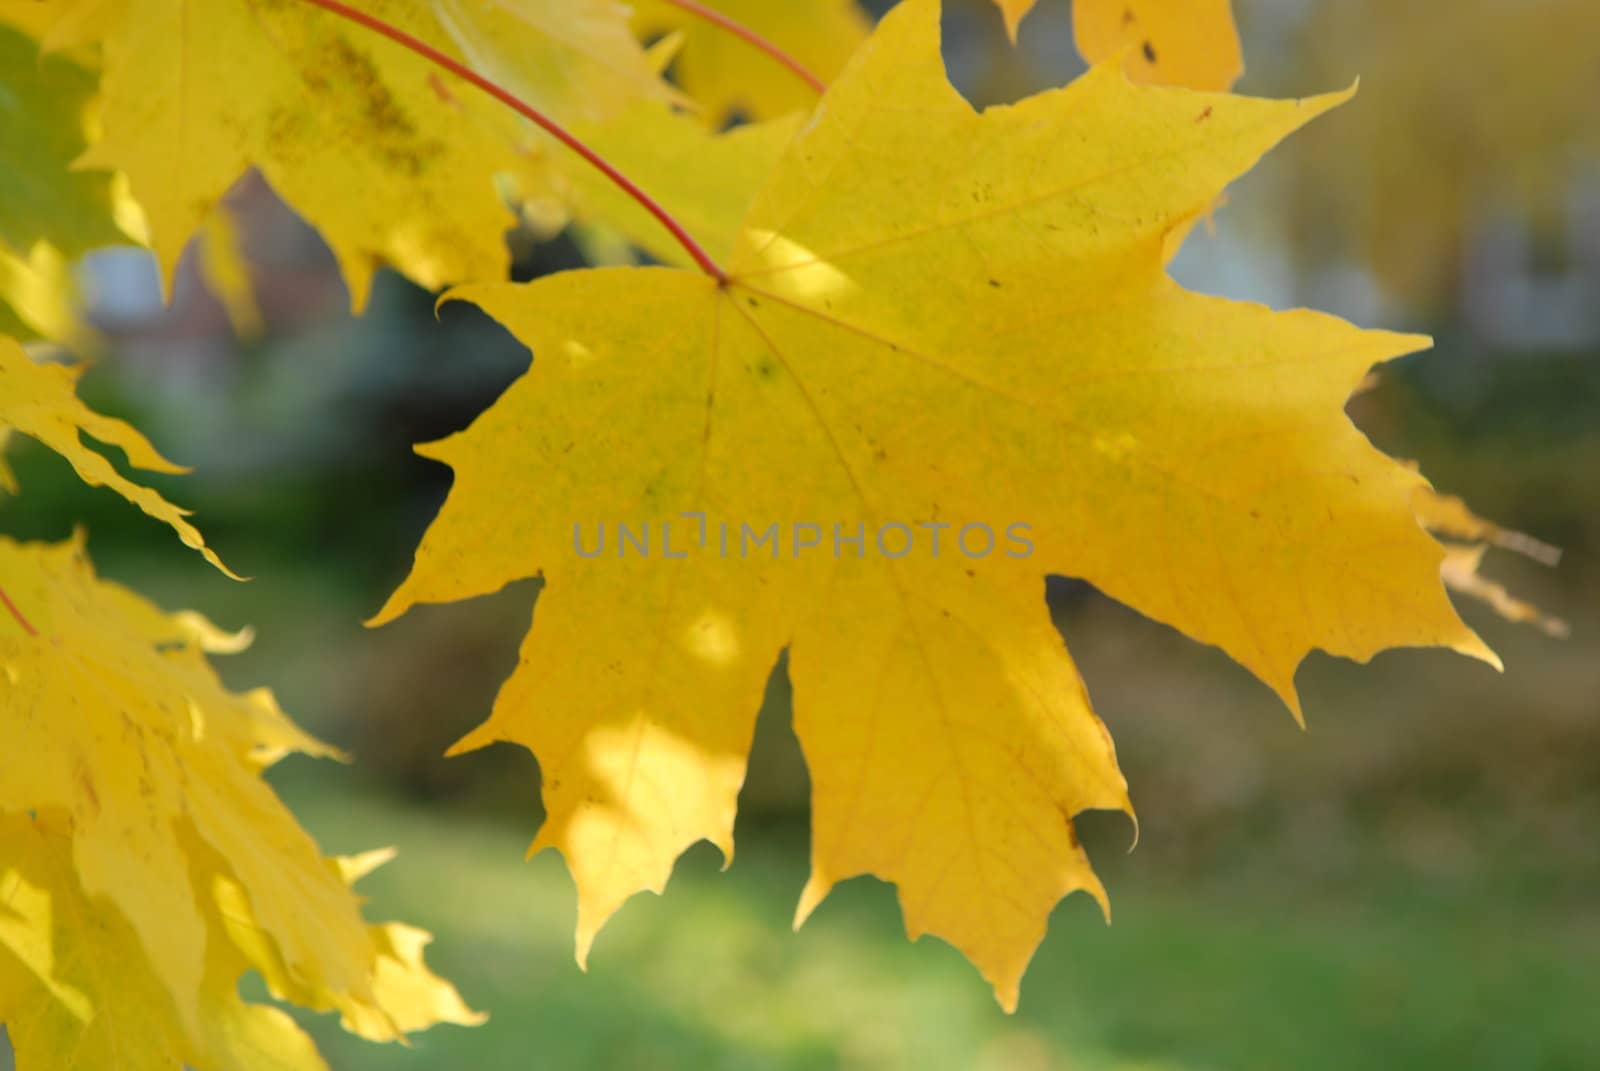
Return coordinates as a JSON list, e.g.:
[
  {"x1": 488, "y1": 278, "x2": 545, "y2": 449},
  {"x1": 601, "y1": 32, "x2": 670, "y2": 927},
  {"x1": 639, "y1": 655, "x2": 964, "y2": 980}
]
[{"x1": 0, "y1": 0, "x2": 1563, "y2": 1066}]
